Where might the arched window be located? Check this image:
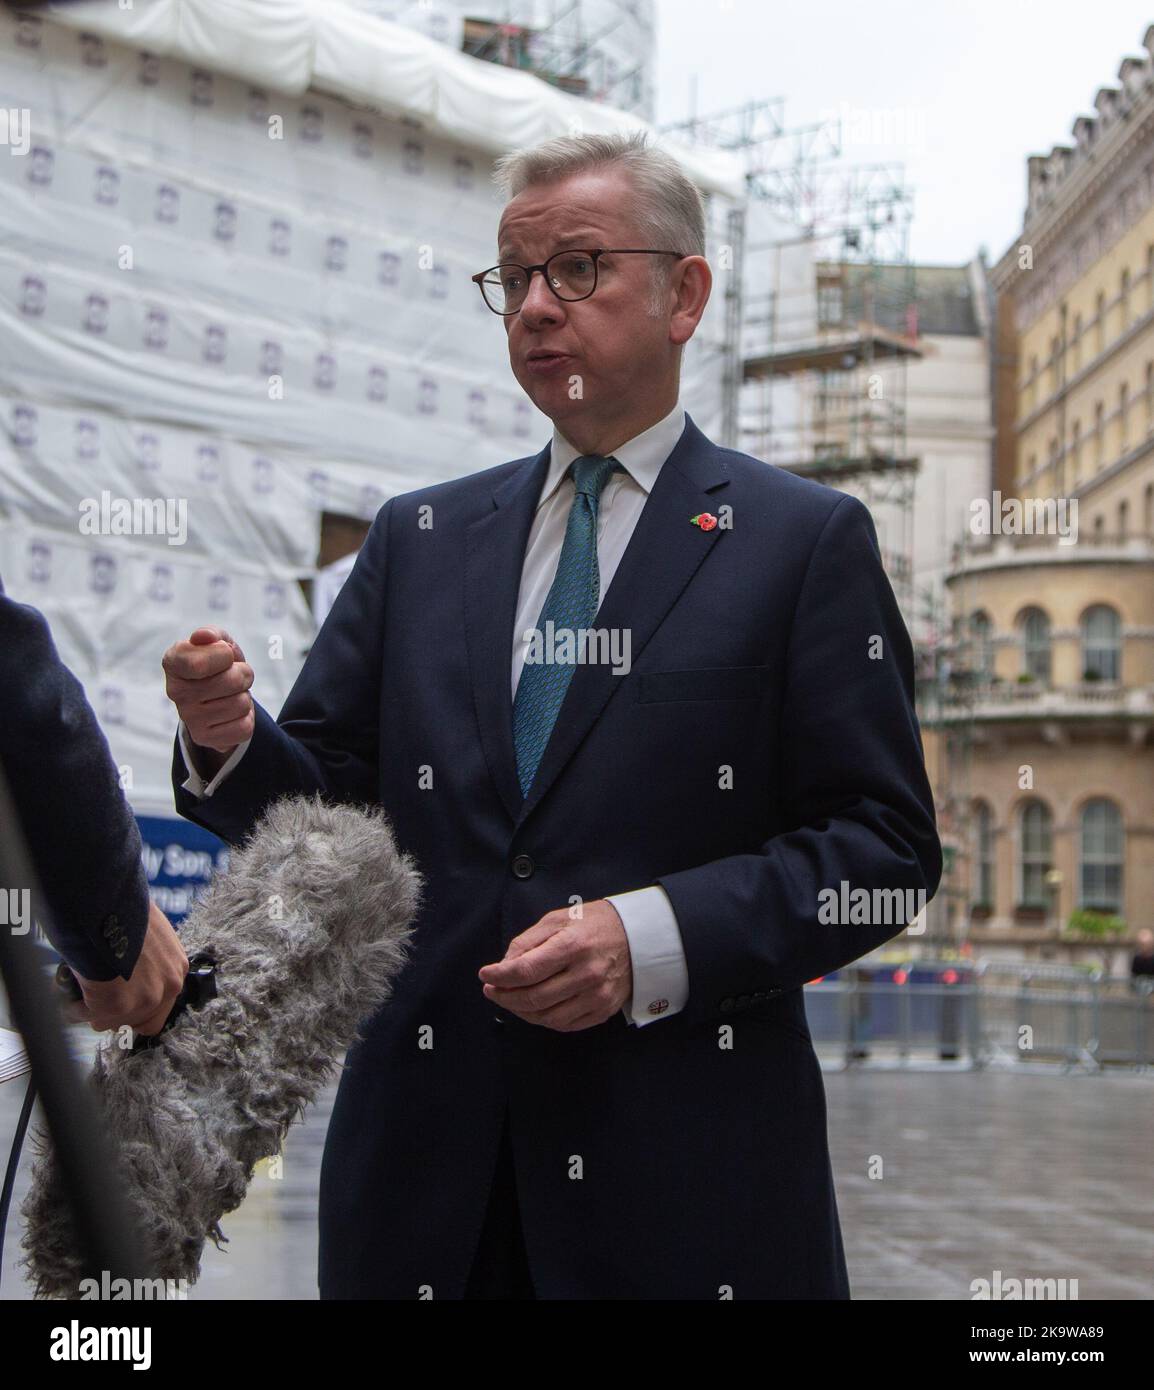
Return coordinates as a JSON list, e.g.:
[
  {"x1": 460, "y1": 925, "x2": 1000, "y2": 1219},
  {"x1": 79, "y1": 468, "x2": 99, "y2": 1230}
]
[
  {"x1": 1079, "y1": 799, "x2": 1123, "y2": 911},
  {"x1": 1018, "y1": 801, "x2": 1053, "y2": 908},
  {"x1": 1019, "y1": 607, "x2": 1051, "y2": 681},
  {"x1": 1082, "y1": 604, "x2": 1121, "y2": 680},
  {"x1": 969, "y1": 610, "x2": 993, "y2": 680},
  {"x1": 972, "y1": 801, "x2": 994, "y2": 908}
]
